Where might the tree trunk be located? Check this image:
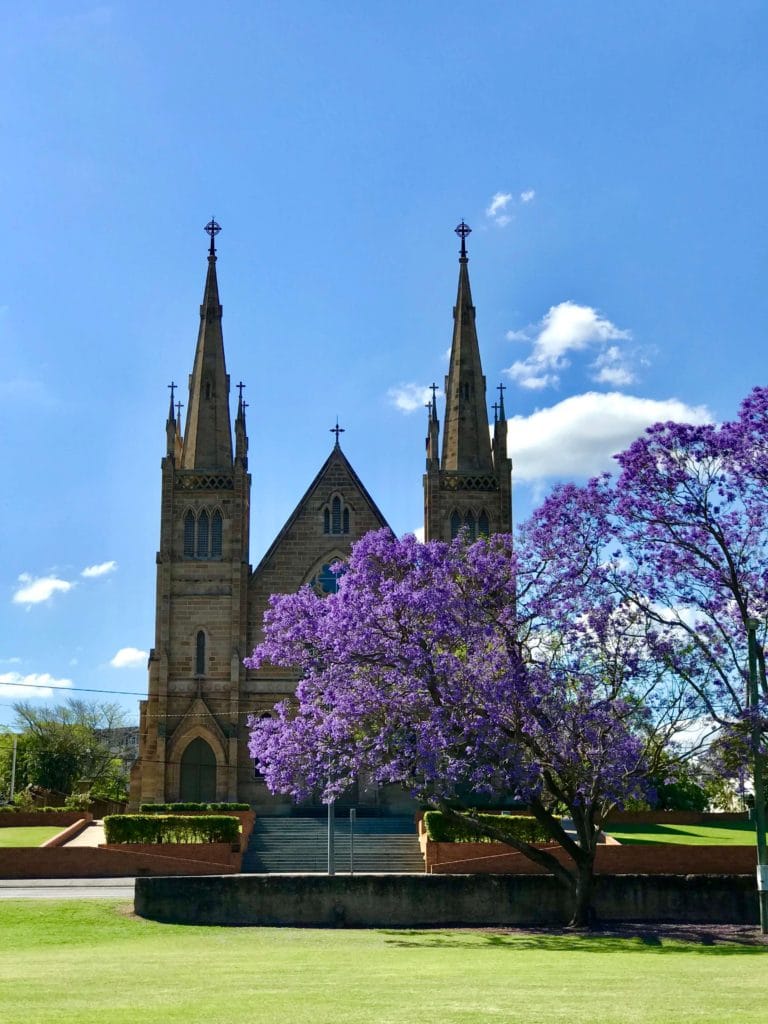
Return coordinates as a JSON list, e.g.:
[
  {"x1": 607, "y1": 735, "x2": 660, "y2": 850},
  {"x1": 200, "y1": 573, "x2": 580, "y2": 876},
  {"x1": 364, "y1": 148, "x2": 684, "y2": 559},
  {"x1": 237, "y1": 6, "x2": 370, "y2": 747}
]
[{"x1": 568, "y1": 853, "x2": 597, "y2": 929}]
